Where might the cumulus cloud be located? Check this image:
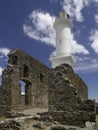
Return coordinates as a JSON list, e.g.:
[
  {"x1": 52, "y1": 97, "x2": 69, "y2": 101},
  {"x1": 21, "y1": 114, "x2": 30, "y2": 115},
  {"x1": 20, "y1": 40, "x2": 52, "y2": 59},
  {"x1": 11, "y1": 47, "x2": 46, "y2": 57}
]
[
  {"x1": 0, "y1": 47, "x2": 10, "y2": 57},
  {"x1": 75, "y1": 57, "x2": 98, "y2": 73},
  {"x1": 89, "y1": 30, "x2": 98, "y2": 53},
  {"x1": 61, "y1": 0, "x2": 91, "y2": 22},
  {"x1": 75, "y1": 61, "x2": 98, "y2": 73},
  {"x1": 0, "y1": 67, "x2": 3, "y2": 76},
  {"x1": 50, "y1": 50, "x2": 56, "y2": 58},
  {"x1": 71, "y1": 33, "x2": 89, "y2": 54},
  {"x1": 94, "y1": 0, "x2": 98, "y2": 2},
  {"x1": 23, "y1": 10, "x2": 89, "y2": 56},
  {"x1": 23, "y1": 10, "x2": 56, "y2": 47},
  {"x1": 95, "y1": 14, "x2": 98, "y2": 24}
]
